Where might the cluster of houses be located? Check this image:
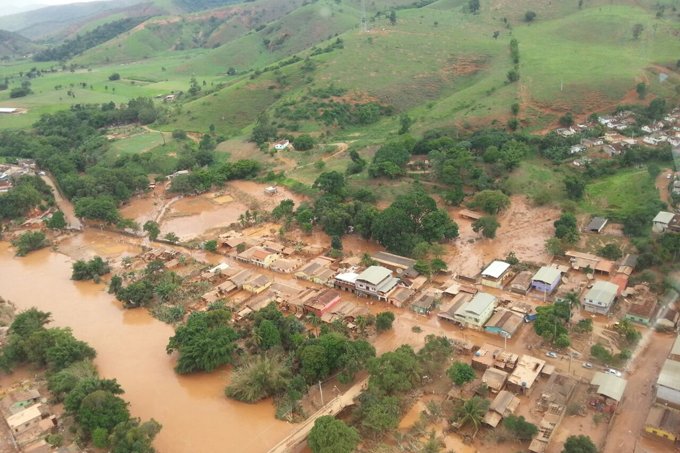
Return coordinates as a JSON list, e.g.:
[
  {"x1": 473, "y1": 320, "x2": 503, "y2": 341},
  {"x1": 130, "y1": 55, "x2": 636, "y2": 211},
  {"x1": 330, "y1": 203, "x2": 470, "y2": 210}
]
[
  {"x1": 556, "y1": 108, "x2": 680, "y2": 161},
  {"x1": 0, "y1": 160, "x2": 38, "y2": 194},
  {"x1": 643, "y1": 336, "x2": 680, "y2": 445},
  {"x1": 0, "y1": 387, "x2": 60, "y2": 451}
]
